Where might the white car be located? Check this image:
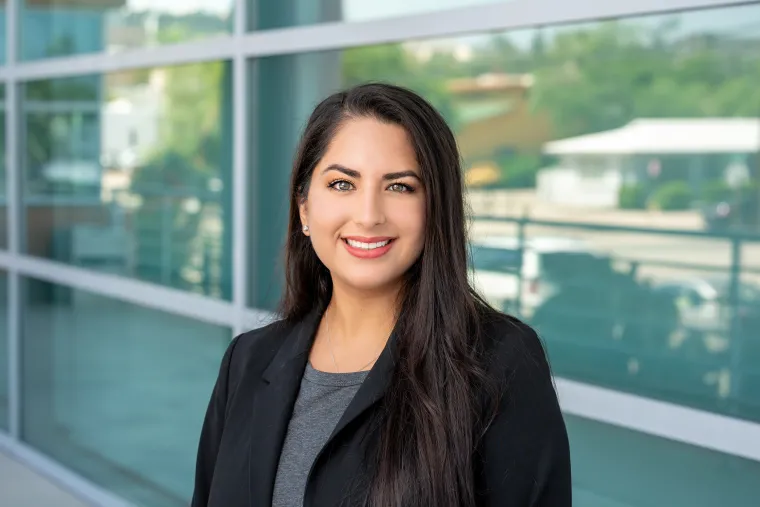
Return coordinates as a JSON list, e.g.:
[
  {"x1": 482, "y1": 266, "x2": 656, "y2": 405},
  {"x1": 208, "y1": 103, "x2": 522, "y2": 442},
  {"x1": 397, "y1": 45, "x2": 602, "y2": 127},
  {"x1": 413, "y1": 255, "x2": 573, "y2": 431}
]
[
  {"x1": 651, "y1": 277, "x2": 760, "y2": 335},
  {"x1": 469, "y1": 235, "x2": 603, "y2": 318}
]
